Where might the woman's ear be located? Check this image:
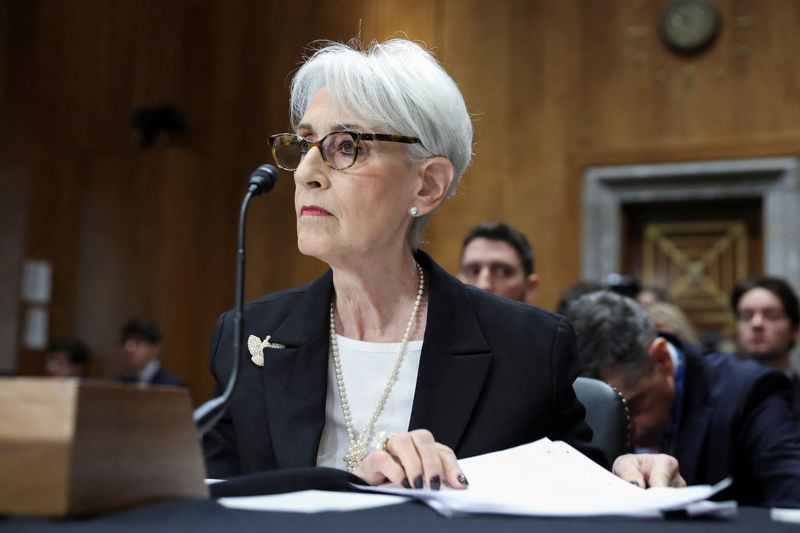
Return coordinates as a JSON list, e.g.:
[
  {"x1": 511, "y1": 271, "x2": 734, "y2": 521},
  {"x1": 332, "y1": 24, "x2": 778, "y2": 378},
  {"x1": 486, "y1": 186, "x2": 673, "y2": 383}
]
[{"x1": 414, "y1": 157, "x2": 455, "y2": 215}]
